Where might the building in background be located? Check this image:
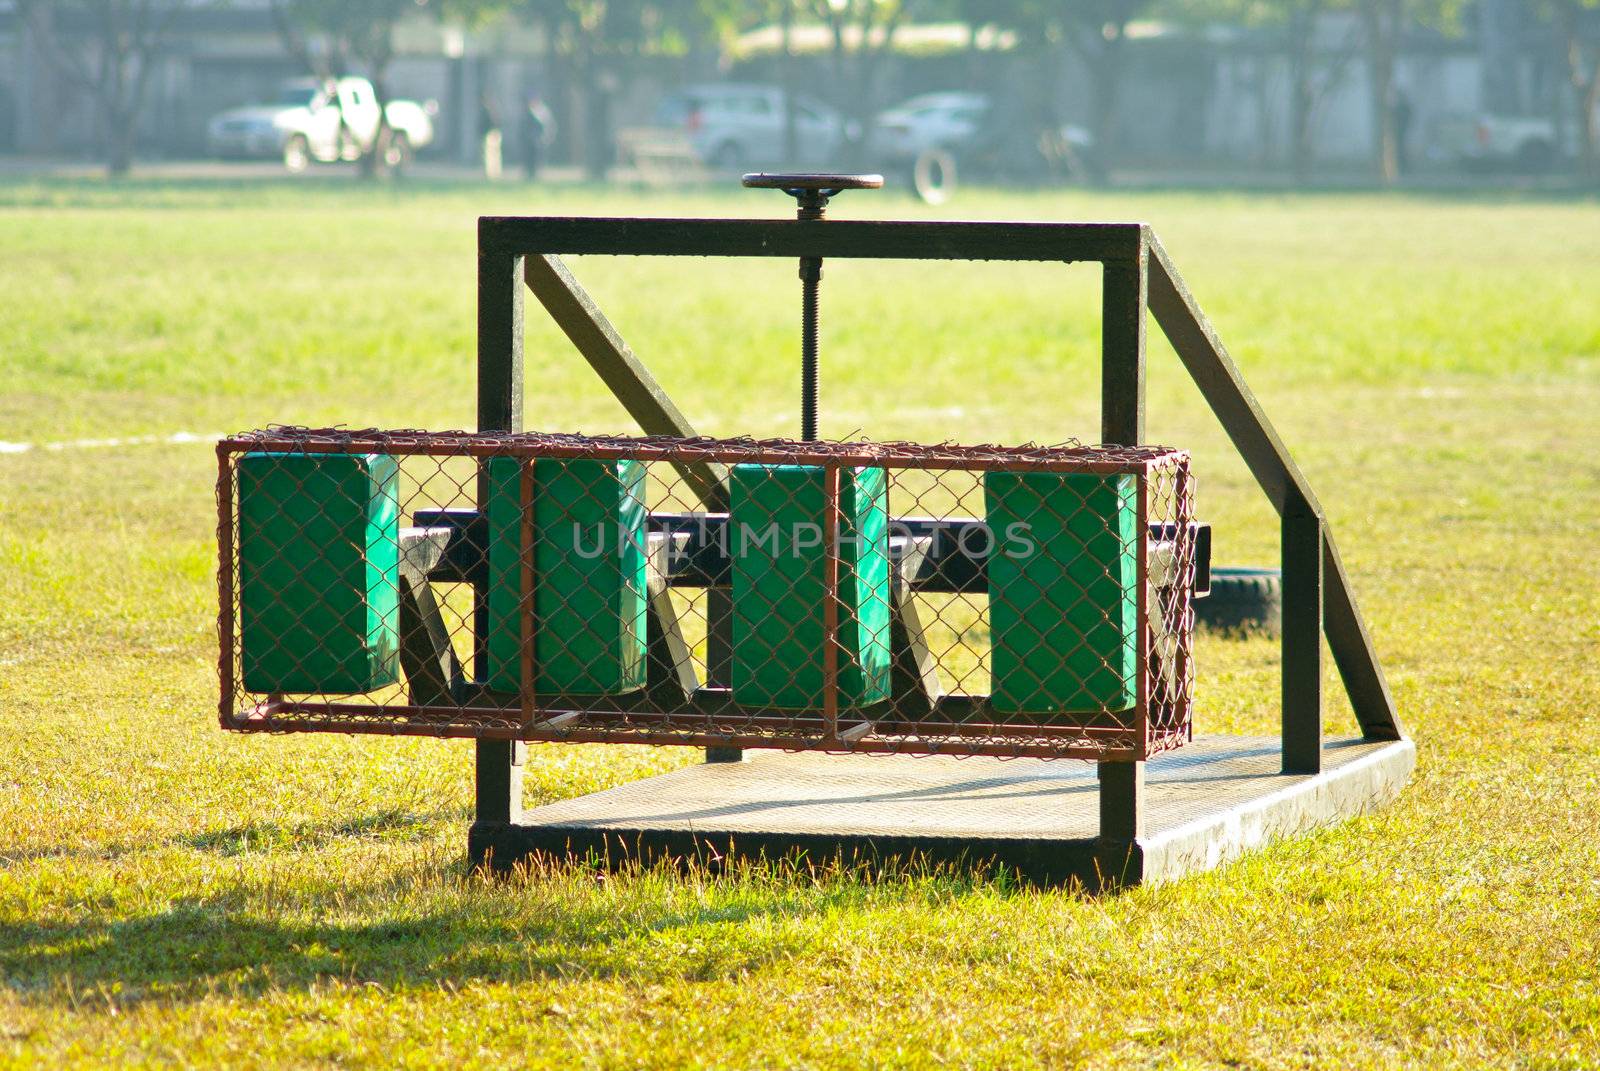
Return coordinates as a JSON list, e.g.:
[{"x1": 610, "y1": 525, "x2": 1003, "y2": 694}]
[
  {"x1": 0, "y1": 1, "x2": 565, "y2": 166},
  {"x1": 0, "y1": 0, "x2": 1586, "y2": 178}
]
